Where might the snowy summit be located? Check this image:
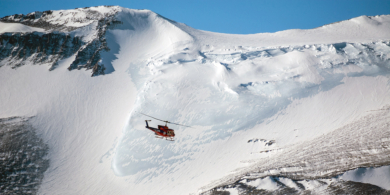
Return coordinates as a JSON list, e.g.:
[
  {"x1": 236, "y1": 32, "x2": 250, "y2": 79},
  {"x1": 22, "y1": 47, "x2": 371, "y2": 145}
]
[{"x1": 0, "y1": 5, "x2": 390, "y2": 194}]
